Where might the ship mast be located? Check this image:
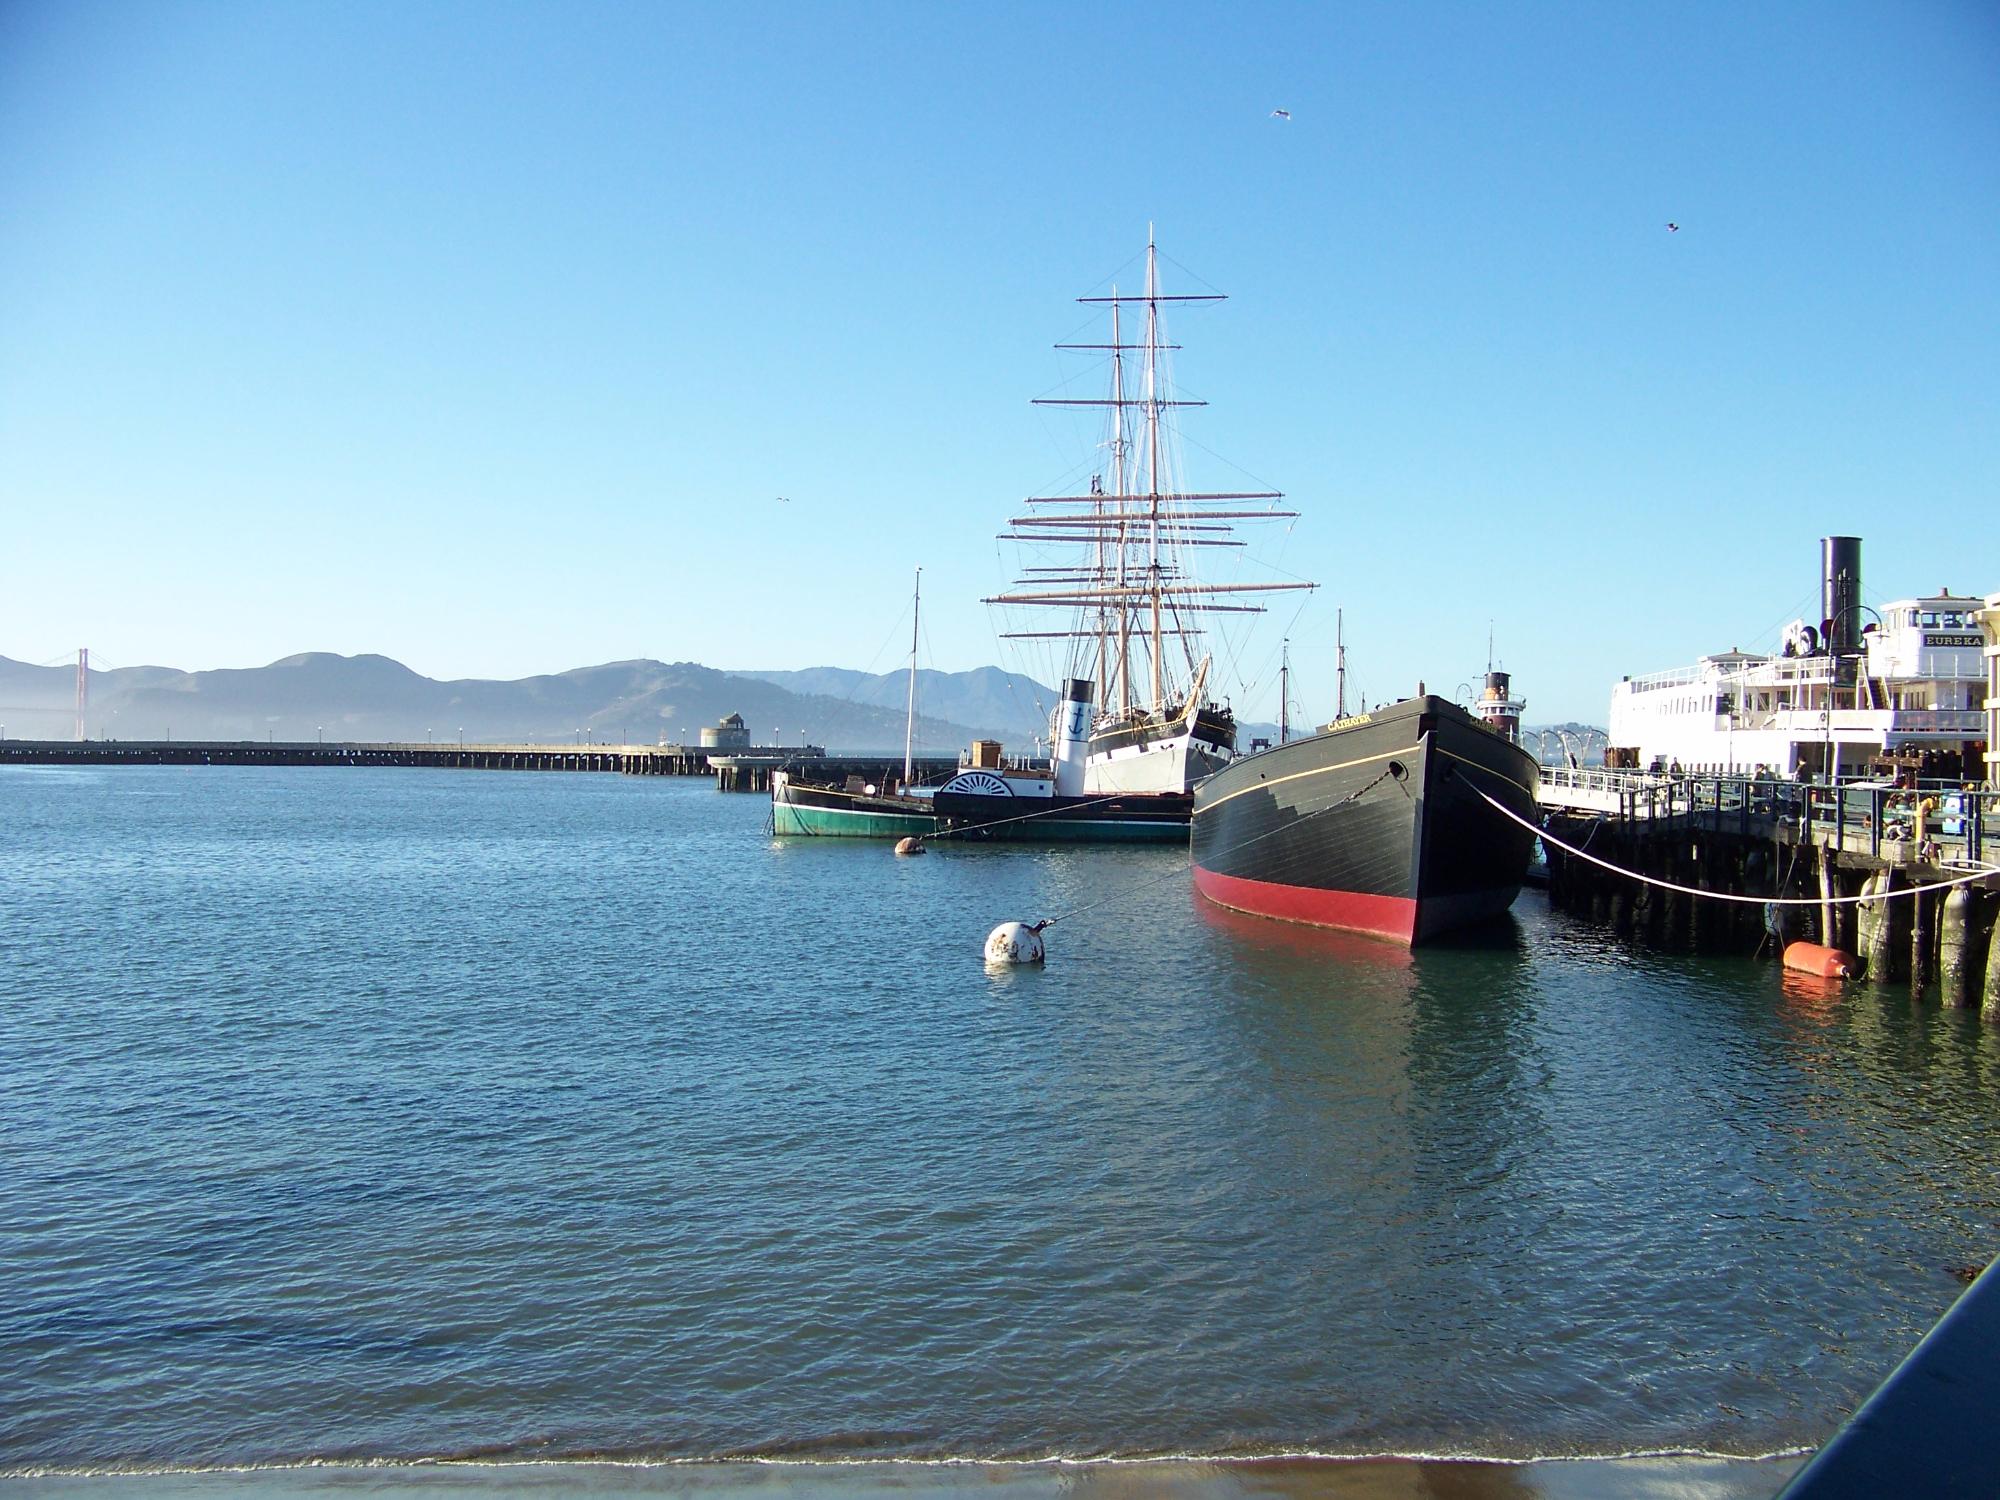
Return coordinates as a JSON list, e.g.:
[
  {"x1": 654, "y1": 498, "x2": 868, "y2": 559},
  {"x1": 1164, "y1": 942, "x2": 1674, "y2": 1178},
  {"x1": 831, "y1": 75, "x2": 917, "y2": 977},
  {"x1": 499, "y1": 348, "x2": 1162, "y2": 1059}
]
[
  {"x1": 1145, "y1": 233, "x2": 1165, "y2": 710},
  {"x1": 1336, "y1": 607, "x2": 1347, "y2": 718},
  {"x1": 1110, "y1": 294, "x2": 1131, "y2": 714},
  {"x1": 903, "y1": 566, "x2": 920, "y2": 785},
  {"x1": 991, "y1": 235, "x2": 1313, "y2": 718},
  {"x1": 1278, "y1": 639, "x2": 1290, "y2": 744}
]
